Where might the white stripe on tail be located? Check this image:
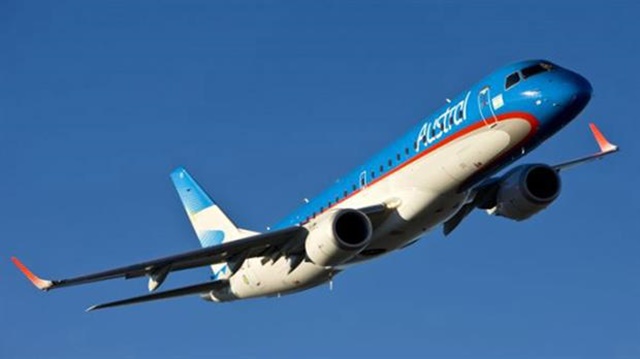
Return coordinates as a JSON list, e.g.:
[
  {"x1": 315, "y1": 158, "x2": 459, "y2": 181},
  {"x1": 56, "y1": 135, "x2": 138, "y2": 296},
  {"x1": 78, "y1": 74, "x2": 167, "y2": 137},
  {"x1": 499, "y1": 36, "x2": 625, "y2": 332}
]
[{"x1": 170, "y1": 167, "x2": 259, "y2": 279}]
